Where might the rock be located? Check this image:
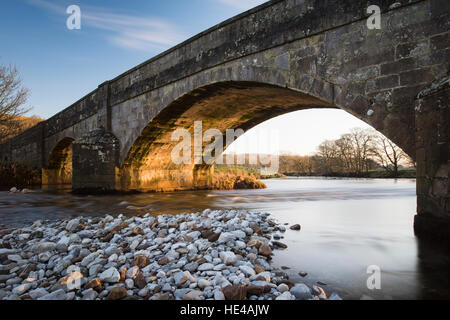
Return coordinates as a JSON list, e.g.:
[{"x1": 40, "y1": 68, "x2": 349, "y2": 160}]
[
  {"x1": 21, "y1": 188, "x2": 30, "y2": 194},
  {"x1": 208, "y1": 233, "x2": 221, "y2": 242},
  {"x1": 89, "y1": 264, "x2": 103, "y2": 277},
  {"x1": 222, "y1": 285, "x2": 247, "y2": 300},
  {"x1": 276, "y1": 291, "x2": 294, "y2": 300},
  {"x1": 129, "y1": 239, "x2": 140, "y2": 250},
  {"x1": 56, "y1": 243, "x2": 68, "y2": 253},
  {"x1": 18, "y1": 263, "x2": 37, "y2": 279},
  {"x1": 99, "y1": 267, "x2": 120, "y2": 283},
  {"x1": 38, "y1": 289, "x2": 67, "y2": 300},
  {"x1": 214, "y1": 289, "x2": 225, "y2": 300},
  {"x1": 0, "y1": 248, "x2": 17, "y2": 257},
  {"x1": 197, "y1": 279, "x2": 212, "y2": 289},
  {"x1": 132, "y1": 227, "x2": 144, "y2": 235},
  {"x1": 246, "y1": 285, "x2": 269, "y2": 296},
  {"x1": 133, "y1": 255, "x2": 150, "y2": 268},
  {"x1": 12, "y1": 283, "x2": 32, "y2": 295},
  {"x1": 290, "y1": 284, "x2": 313, "y2": 300},
  {"x1": 184, "y1": 262, "x2": 198, "y2": 273},
  {"x1": 149, "y1": 293, "x2": 170, "y2": 300},
  {"x1": 29, "y1": 288, "x2": 49, "y2": 299},
  {"x1": 277, "y1": 283, "x2": 289, "y2": 293},
  {"x1": 254, "y1": 265, "x2": 265, "y2": 274},
  {"x1": 313, "y1": 285, "x2": 327, "y2": 300},
  {"x1": 232, "y1": 230, "x2": 246, "y2": 239},
  {"x1": 38, "y1": 251, "x2": 52, "y2": 262},
  {"x1": 10, "y1": 187, "x2": 18, "y2": 193},
  {"x1": 174, "y1": 271, "x2": 191, "y2": 286},
  {"x1": 258, "y1": 245, "x2": 272, "y2": 257},
  {"x1": 34, "y1": 242, "x2": 56, "y2": 254},
  {"x1": 299, "y1": 272, "x2": 308, "y2": 277},
  {"x1": 0, "y1": 274, "x2": 13, "y2": 282},
  {"x1": 183, "y1": 290, "x2": 203, "y2": 300},
  {"x1": 126, "y1": 266, "x2": 140, "y2": 279},
  {"x1": 217, "y1": 232, "x2": 236, "y2": 244},
  {"x1": 81, "y1": 252, "x2": 100, "y2": 267},
  {"x1": 107, "y1": 287, "x2": 127, "y2": 300},
  {"x1": 85, "y1": 278, "x2": 103, "y2": 292},
  {"x1": 290, "y1": 224, "x2": 301, "y2": 231},
  {"x1": 125, "y1": 279, "x2": 134, "y2": 289},
  {"x1": 158, "y1": 257, "x2": 169, "y2": 265},
  {"x1": 219, "y1": 251, "x2": 237, "y2": 265},
  {"x1": 105, "y1": 245, "x2": 119, "y2": 256},
  {"x1": 66, "y1": 219, "x2": 80, "y2": 232},
  {"x1": 6, "y1": 277, "x2": 22, "y2": 285},
  {"x1": 7, "y1": 254, "x2": 23, "y2": 262},
  {"x1": 253, "y1": 271, "x2": 271, "y2": 283},
  {"x1": 138, "y1": 288, "x2": 149, "y2": 297},
  {"x1": 198, "y1": 263, "x2": 214, "y2": 271},
  {"x1": 272, "y1": 241, "x2": 288, "y2": 249},
  {"x1": 329, "y1": 293, "x2": 343, "y2": 300},
  {"x1": 239, "y1": 265, "x2": 256, "y2": 277},
  {"x1": 82, "y1": 289, "x2": 99, "y2": 300},
  {"x1": 134, "y1": 273, "x2": 147, "y2": 289}
]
